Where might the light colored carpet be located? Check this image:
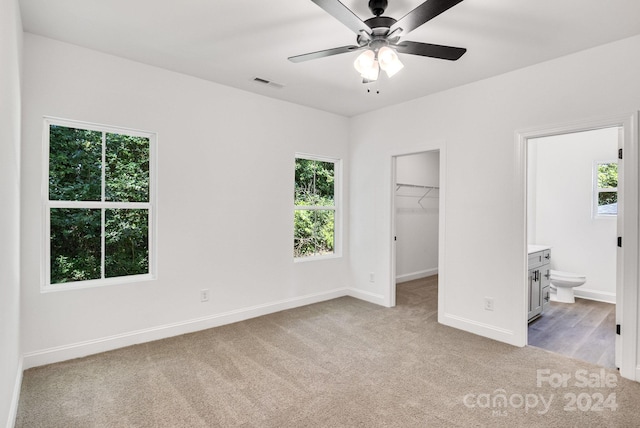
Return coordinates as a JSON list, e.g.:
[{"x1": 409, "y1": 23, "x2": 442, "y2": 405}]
[{"x1": 16, "y1": 277, "x2": 640, "y2": 427}]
